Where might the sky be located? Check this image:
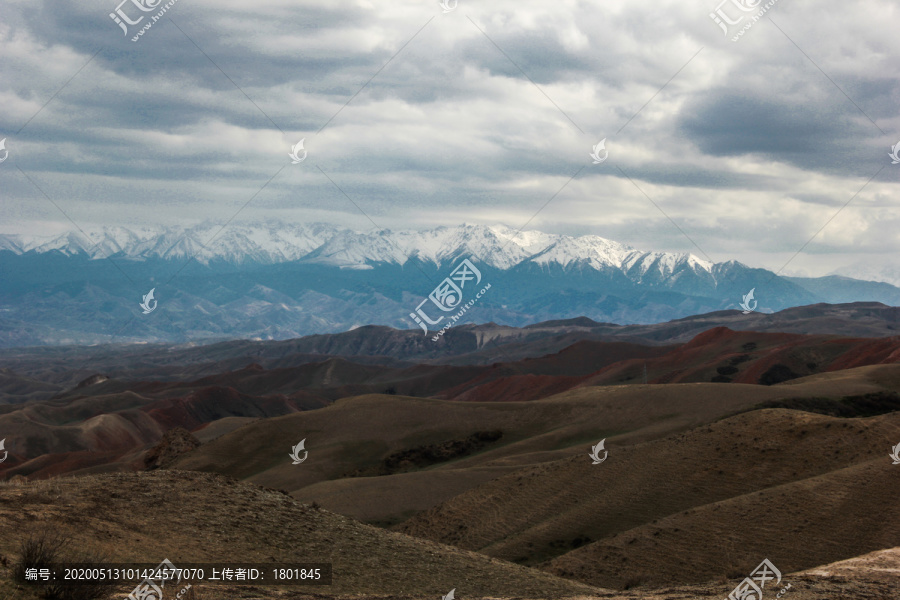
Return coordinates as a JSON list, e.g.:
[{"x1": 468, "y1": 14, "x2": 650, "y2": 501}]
[{"x1": 0, "y1": 0, "x2": 898, "y2": 282}]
